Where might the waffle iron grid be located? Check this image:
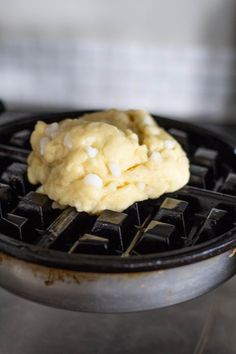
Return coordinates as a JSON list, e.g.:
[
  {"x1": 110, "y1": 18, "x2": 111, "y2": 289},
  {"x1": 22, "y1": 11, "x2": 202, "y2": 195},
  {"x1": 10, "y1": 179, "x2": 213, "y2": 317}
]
[{"x1": 0, "y1": 113, "x2": 236, "y2": 273}]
